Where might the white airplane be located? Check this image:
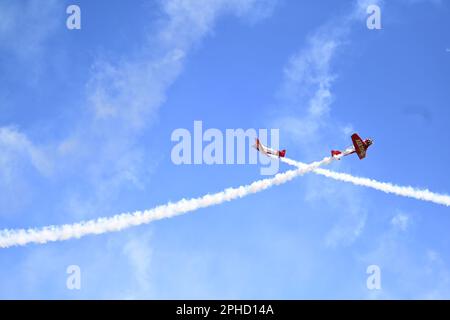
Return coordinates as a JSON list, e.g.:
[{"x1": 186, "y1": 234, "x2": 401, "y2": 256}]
[{"x1": 254, "y1": 138, "x2": 286, "y2": 158}]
